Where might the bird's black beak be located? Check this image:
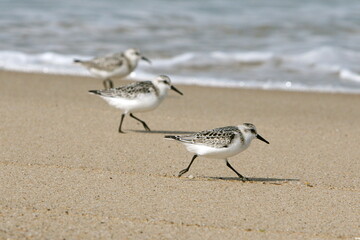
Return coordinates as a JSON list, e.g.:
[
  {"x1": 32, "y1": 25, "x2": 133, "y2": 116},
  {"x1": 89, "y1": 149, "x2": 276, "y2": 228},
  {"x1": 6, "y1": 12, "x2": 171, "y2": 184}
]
[
  {"x1": 171, "y1": 85, "x2": 183, "y2": 95},
  {"x1": 141, "y1": 56, "x2": 151, "y2": 64},
  {"x1": 257, "y1": 134, "x2": 269, "y2": 144}
]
